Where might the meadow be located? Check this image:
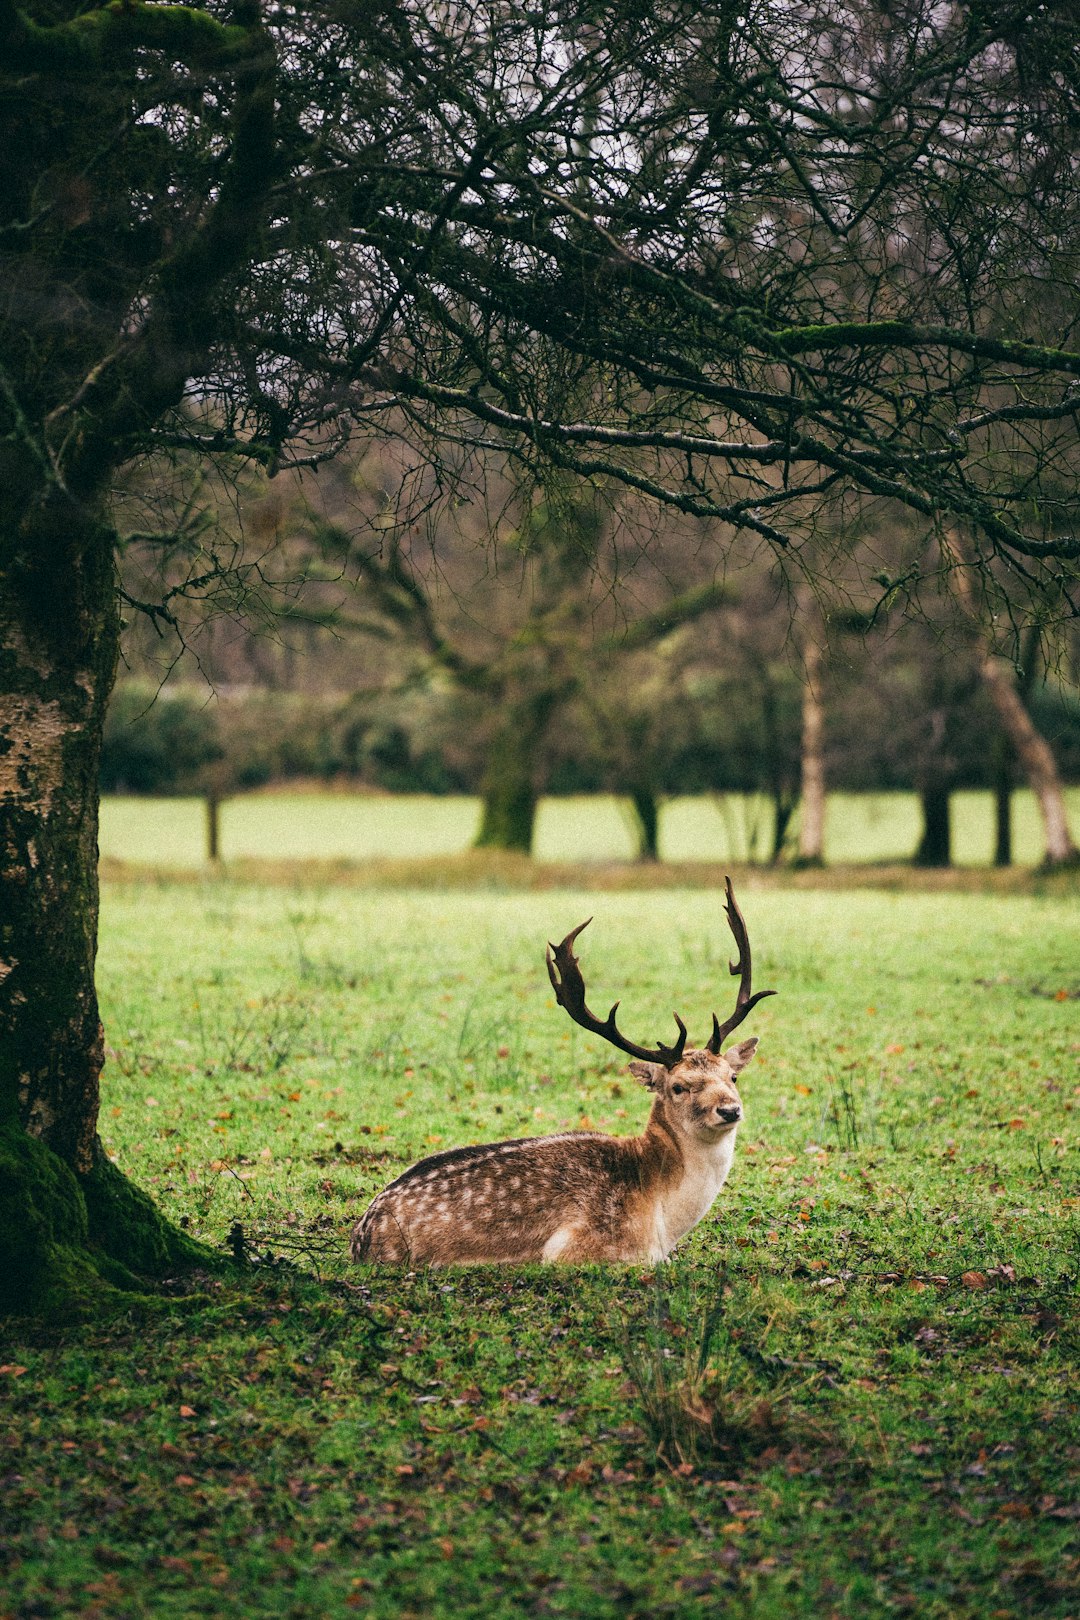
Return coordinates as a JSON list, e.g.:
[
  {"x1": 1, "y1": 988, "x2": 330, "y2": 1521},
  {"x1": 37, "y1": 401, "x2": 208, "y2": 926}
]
[
  {"x1": 3, "y1": 876, "x2": 1079, "y2": 1617},
  {"x1": 99, "y1": 786, "x2": 1080, "y2": 869}
]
